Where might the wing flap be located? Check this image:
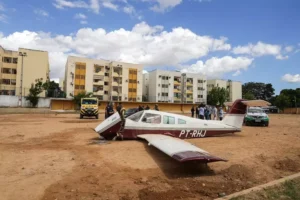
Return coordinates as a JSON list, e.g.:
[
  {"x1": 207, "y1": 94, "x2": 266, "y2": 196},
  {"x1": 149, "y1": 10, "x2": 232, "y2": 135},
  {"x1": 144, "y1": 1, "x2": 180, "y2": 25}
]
[{"x1": 138, "y1": 134, "x2": 227, "y2": 163}]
